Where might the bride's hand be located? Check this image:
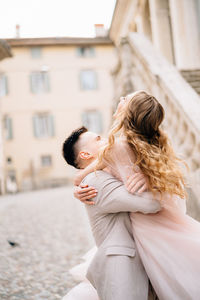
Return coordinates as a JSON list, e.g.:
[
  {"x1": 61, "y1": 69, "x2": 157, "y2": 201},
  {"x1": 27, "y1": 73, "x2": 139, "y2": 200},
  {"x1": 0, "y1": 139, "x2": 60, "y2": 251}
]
[{"x1": 125, "y1": 172, "x2": 149, "y2": 194}]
